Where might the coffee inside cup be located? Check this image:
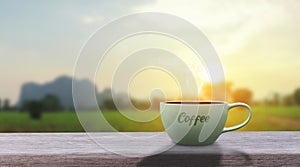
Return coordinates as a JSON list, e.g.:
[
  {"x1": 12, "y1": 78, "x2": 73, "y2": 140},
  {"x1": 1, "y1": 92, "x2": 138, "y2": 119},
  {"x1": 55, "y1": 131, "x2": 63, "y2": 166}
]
[{"x1": 165, "y1": 101, "x2": 224, "y2": 105}]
